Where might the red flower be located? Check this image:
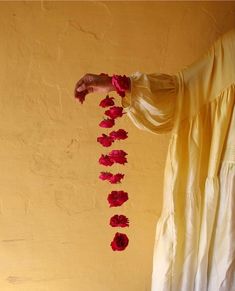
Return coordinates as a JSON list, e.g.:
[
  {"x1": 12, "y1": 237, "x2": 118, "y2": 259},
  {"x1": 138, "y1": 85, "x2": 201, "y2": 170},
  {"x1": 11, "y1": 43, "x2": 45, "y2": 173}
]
[
  {"x1": 99, "y1": 95, "x2": 115, "y2": 108},
  {"x1": 108, "y1": 149, "x2": 128, "y2": 165},
  {"x1": 99, "y1": 171, "x2": 113, "y2": 180},
  {"x1": 99, "y1": 118, "x2": 115, "y2": 128},
  {"x1": 112, "y1": 75, "x2": 131, "y2": 98},
  {"x1": 110, "y1": 215, "x2": 129, "y2": 227},
  {"x1": 99, "y1": 172, "x2": 125, "y2": 184},
  {"x1": 104, "y1": 106, "x2": 125, "y2": 119},
  {"x1": 109, "y1": 173, "x2": 125, "y2": 184},
  {"x1": 110, "y1": 232, "x2": 129, "y2": 251},
  {"x1": 109, "y1": 129, "x2": 128, "y2": 140},
  {"x1": 75, "y1": 89, "x2": 88, "y2": 104},
  {"x1": 107, "y1": 190, "x2": 128, "y2": 207},
  {"x1": 97, "y1": 134, "x2": 114, "y2": 147},
  {"x1": 98, "y1": 154, "x2": 114, "y2": 166}
]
